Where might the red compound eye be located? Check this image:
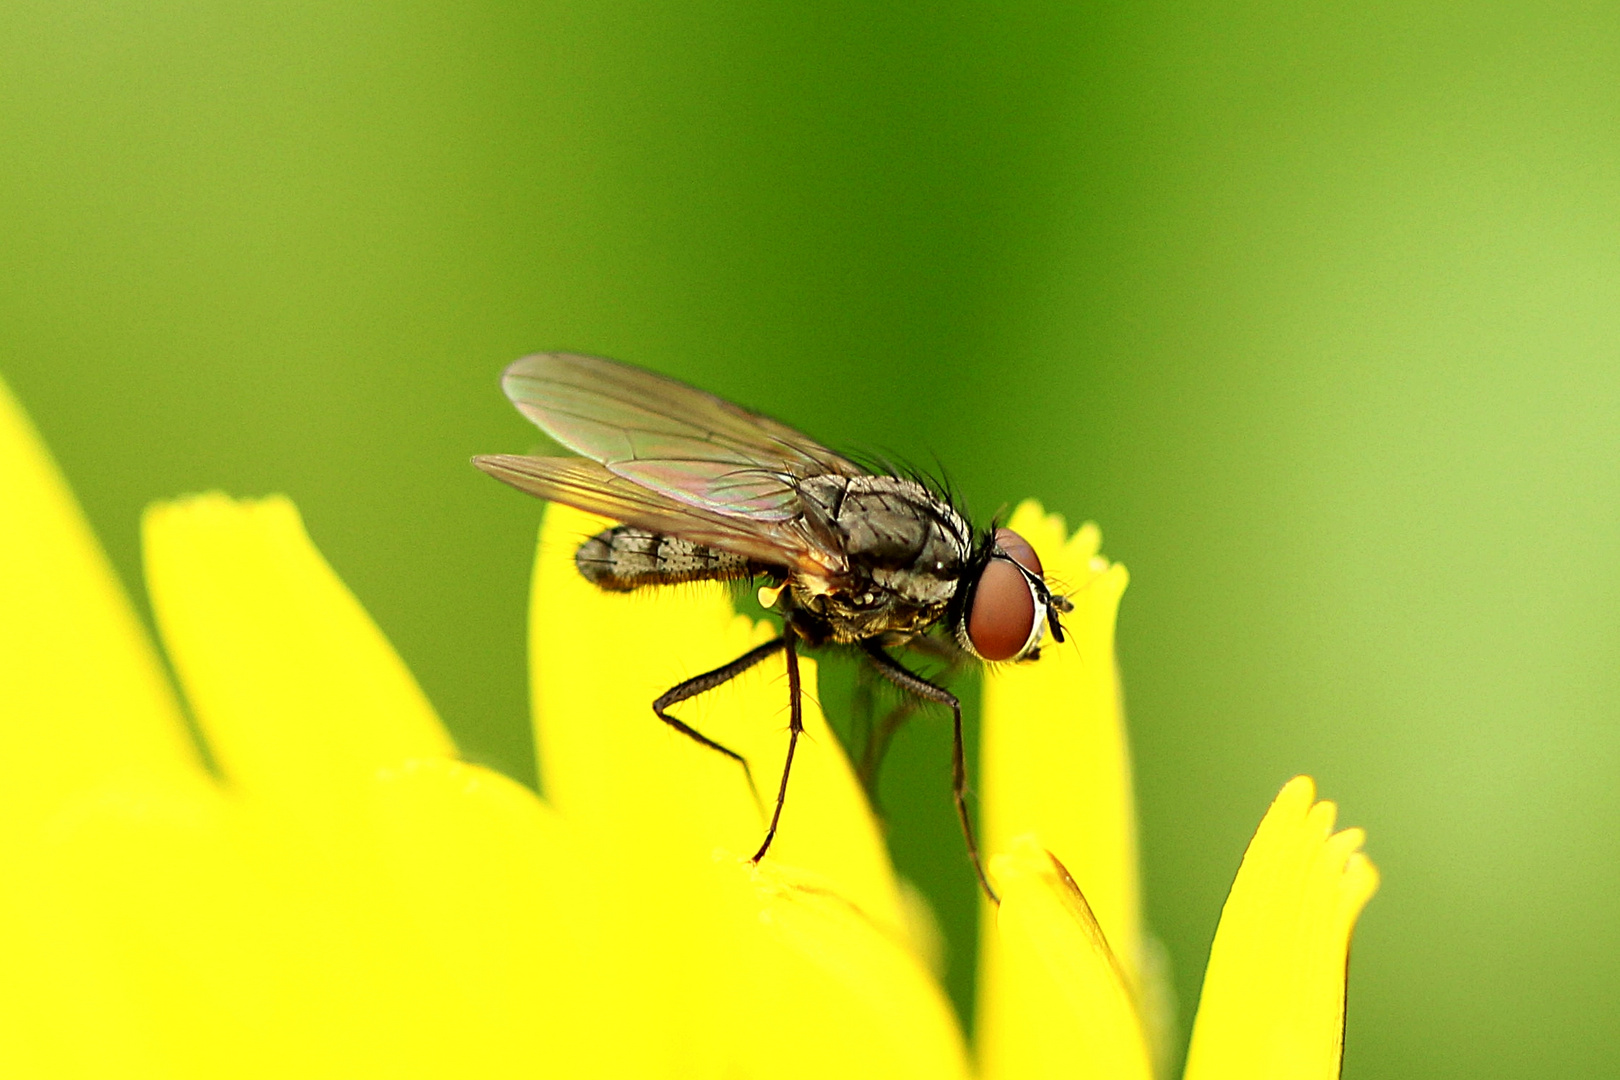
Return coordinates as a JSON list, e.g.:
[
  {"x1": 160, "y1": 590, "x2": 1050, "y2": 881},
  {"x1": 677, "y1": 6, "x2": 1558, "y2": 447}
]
[
  {"x1": 993, "y1": 527, "x2": 1043, "y2": 576},
  {"x1": 966, "y1": 528, "x2": 1042, "y2": 661}
]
